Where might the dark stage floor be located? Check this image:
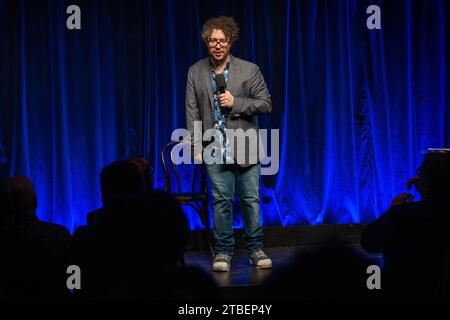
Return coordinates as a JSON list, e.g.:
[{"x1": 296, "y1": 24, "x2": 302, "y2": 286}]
[{"x1": 184, "y1": 245, "x2": 382, "y2": 299}]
